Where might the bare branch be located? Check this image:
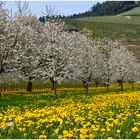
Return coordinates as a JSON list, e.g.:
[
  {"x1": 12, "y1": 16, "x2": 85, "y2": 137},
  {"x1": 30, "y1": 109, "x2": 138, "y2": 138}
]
[
  {"x1": 15, "y1": 1, "x2": 30, "y2": 16},
  {"x1": 0, "y1": 1, "x2": 6, "y2": 9}
]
